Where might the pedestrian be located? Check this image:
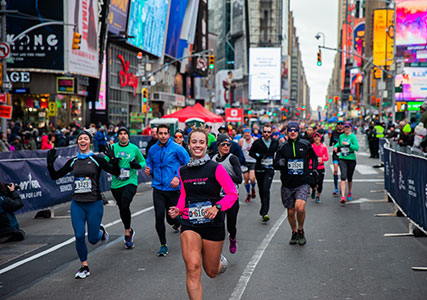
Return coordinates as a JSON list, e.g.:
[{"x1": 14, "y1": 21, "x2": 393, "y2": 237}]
[
  {"x1": 249, "y1": 124, "x2": 279, "y2": 222},
  {"x1": 0, "y1": 182, "x2": 25, "y2": 243},
  {"x1": 41, "y1": 134, "x2": 53, "y2": 150},
  {"x1": 94, "y1": 125, "x2": 108, "y2": 153},
  {"x1": 145, "y1": 124, "x2": 190, "y2": 256},
  {"x1": 213, "y1": 133, "x2": 242, "y2": 254},
  {"x1": 397, "y1": 123, "x2": 415, "y2": 147},
  {"x1": 168, "y1": 127, "x2": 238, "y2": 300},
  {"x1": 145, "y1": 127, "x2": 158, "y2": 158},
  {"x1": 329, "y1": 120, "x2": 344, "y2": 195},
  {"x1": 174, "y1": 129, "x2": 190, "y2": 154},
  {"x1": 107, "y1": 127, "x2": 146, "y2": 249},
  {"x1": 47, "y1": 131, "x2": 120, "y2": 279},
  {"x1": 274, "y1": 121, "x2": 318, "y2": 245},
  {"x1": 310, "y1": 132, "x2": 329, "y2": 203},
  {"x1": 333, "y1": 121, "x2": 359, "y2": 204},
  {"x1": 420, "y1": 101, "x2": 427, "y2": 128},
  {"x1": 238, "y1": 128, "x2": 257, "y2": 202}
]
